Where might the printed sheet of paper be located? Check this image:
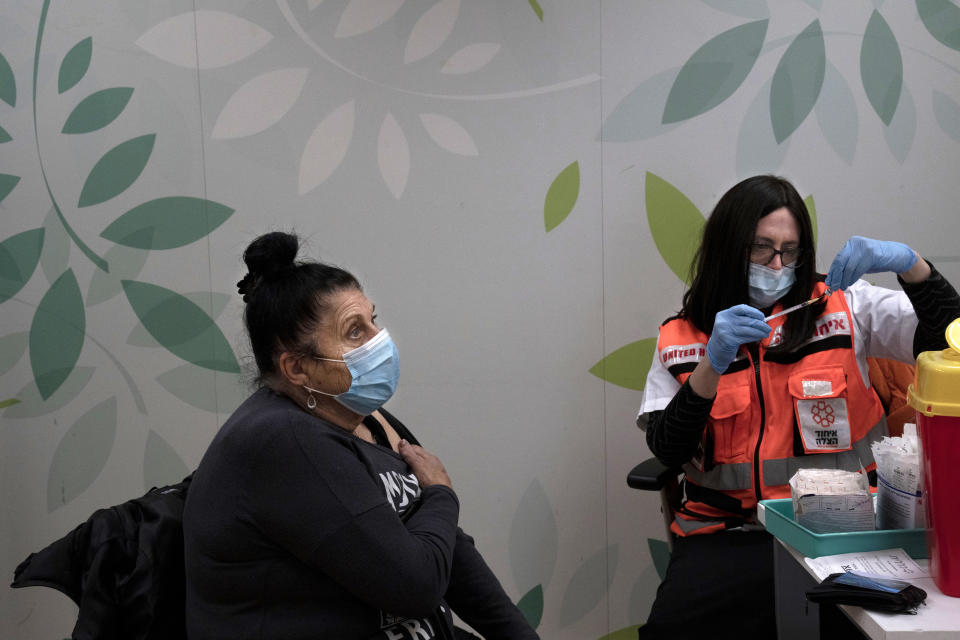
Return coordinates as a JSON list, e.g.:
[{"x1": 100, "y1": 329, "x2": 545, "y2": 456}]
[{"x1": 804, "y1": 548, "x2": 929, "y2": 581}]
